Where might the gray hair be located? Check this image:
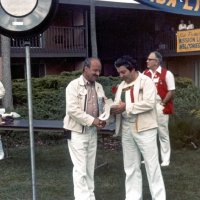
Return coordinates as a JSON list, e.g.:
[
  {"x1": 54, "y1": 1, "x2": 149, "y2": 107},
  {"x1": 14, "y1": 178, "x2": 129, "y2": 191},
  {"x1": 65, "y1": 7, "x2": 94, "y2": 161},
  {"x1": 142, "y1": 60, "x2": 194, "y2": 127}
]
[
  {"x1": 152, "y1": 51, "x2": 162, "y2": 63},
  {"x1": 83, "y1": 57, "x2": 101, "y2": 71}
]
